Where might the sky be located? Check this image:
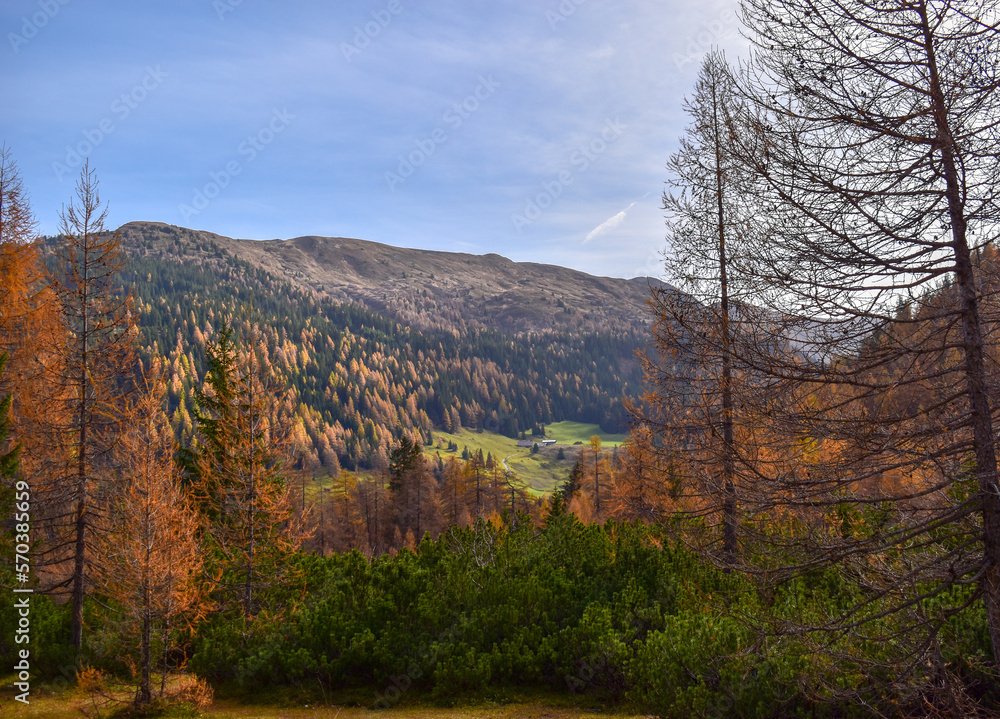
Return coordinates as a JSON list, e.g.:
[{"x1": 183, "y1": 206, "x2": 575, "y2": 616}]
[{"x1": 1, "y1": 0, "x2": 746, "y2": 280}]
